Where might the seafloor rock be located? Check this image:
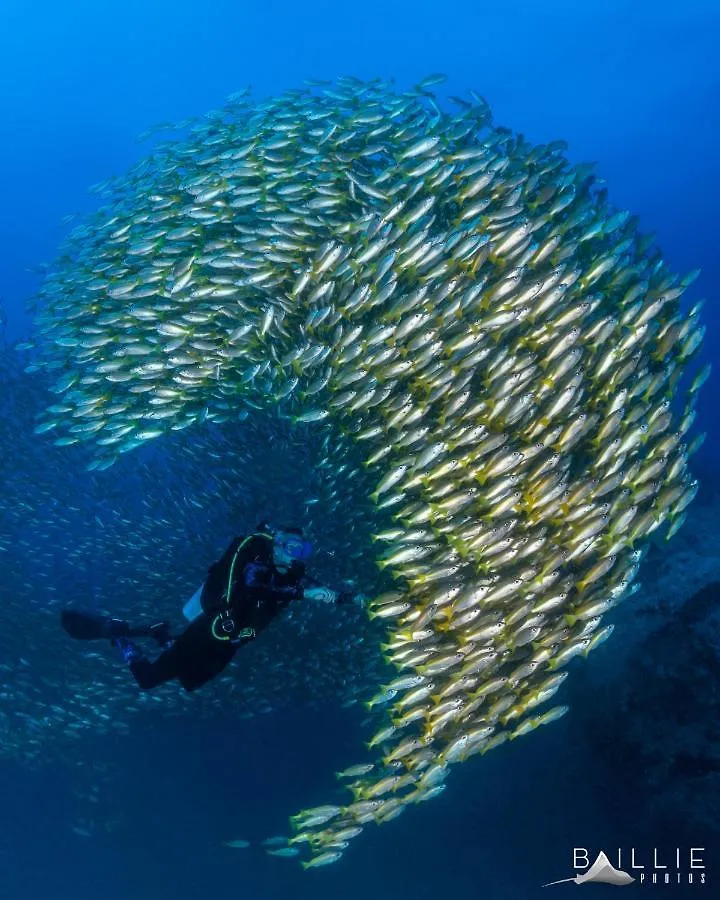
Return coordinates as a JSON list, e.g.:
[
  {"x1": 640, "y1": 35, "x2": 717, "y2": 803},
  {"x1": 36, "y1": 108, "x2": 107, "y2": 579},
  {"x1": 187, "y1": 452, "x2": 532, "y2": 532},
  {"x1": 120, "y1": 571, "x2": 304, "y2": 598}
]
[{"x1": 577, "y1": 491, "x2": 720, "y2": 836}]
